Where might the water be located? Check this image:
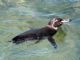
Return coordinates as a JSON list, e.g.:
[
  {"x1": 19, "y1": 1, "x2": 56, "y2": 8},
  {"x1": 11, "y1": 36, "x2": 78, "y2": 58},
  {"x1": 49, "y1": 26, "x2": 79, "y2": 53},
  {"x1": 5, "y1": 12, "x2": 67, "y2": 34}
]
[{"x1": 0, "y1": 0, "x2": 80, "y2": 60}]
